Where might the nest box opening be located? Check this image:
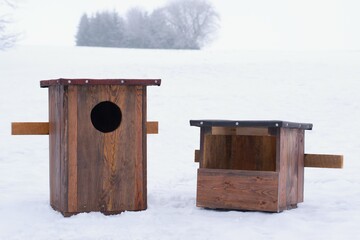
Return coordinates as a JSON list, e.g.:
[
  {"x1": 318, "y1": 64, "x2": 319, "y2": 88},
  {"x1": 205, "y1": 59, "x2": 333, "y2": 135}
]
[
  {"x1": 91, "y1": 101, "x2": 122, "y2": 133},
  {"x1": 203, "y1": 135, "x2": 277, "y2": 172}
]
